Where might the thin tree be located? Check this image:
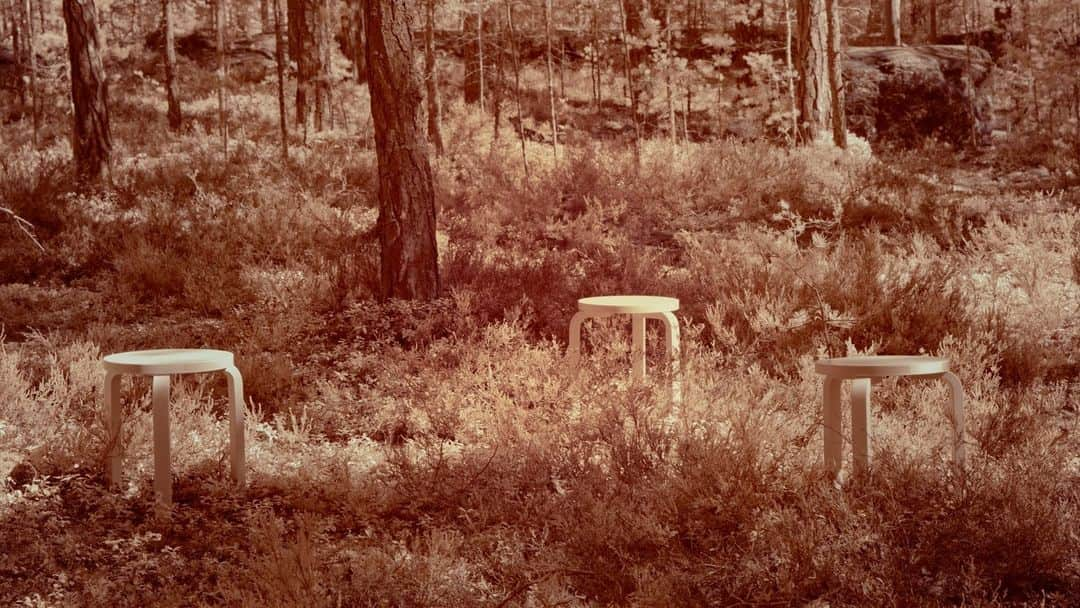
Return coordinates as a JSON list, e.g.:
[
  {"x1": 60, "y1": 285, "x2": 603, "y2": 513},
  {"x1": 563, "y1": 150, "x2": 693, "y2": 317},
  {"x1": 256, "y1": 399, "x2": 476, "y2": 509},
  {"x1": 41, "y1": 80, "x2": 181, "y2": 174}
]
[
  {"x1": 665, "y1": 1, "x2": 676, "y2": 147},
  {"x1": 364, "y1": 0, "x2": 440, "y2": 300},
  {"x1": 216, "y1": 0, "x2": 228, "y2": 159},
  {"x1": 826, "y1": 0, "x2": 846, "y2": 147},
  {"x1": 273, "y1": 0, "x2": 289, "y2": 159},
  {"x1": 543, "y1": 0, "x2": 558, "y2": 158},
  {"x1": 314, "y1": 0, "x2": 333, "y2": 130},
  {"x1": 784, "y1": 0, "x2": 797, "y2": 145},
  {"x1": 63, "y1": 0, "x2": 112, "y2": 181},
  {"x1": 795, "y1": 0, "x2": 832, "y2": 143},
  {"x1": 260, "y1": 0, "x2": 269, "y2": 31},
  {"x1": 504, "y1": 0, "x2": 528, "y2": 177},
  {"x1": 617, "y1": 0, "x2": 640, "y2": 163},
  {"x1": 162, "y1": 0, "x2": 181, "y2": 131},
  {"x1": 424, "y1": 0, "x2": 444, "y2": 154},
  {"x1": 884, "y1": 0, "x2": 900, "y2": 44},
  {"x1": 477, "y1": 0, "x2": 485, "y2": 111},
  {"x1": 23, "y1": 0, "x2": 37, "y2": 145}
]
